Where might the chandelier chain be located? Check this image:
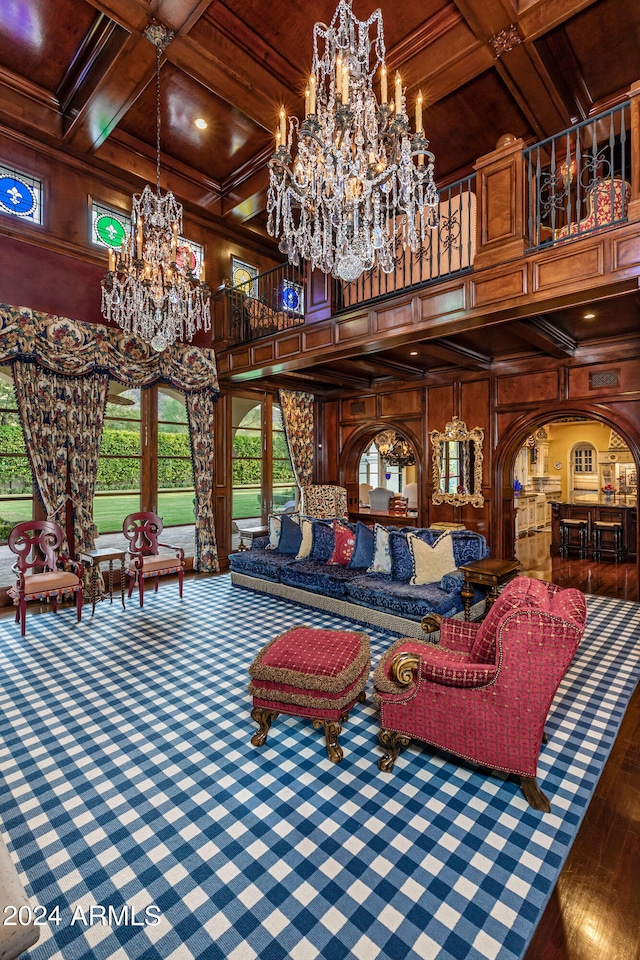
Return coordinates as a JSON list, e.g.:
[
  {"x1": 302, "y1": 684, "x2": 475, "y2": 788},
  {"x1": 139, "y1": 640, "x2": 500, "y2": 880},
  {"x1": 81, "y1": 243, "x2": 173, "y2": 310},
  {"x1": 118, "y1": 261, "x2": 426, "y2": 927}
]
[{"x1": 101, "y1": 21, "x2": 210, "y2": 352}]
